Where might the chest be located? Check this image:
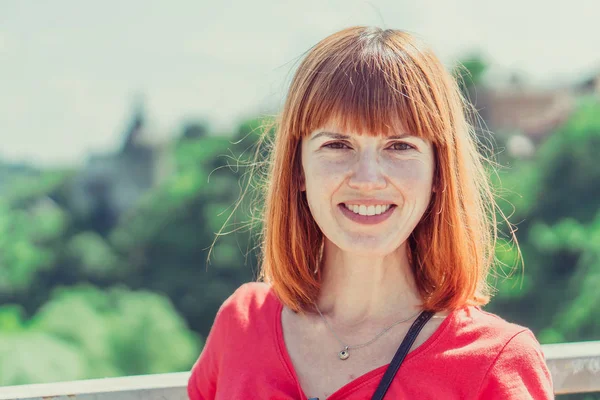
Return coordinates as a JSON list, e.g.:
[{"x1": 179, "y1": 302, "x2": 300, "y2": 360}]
[
  {"x1": 281, "y1": 309, "x2": 442, "y2": 400},
  {"x1": 288, "y1": 345, "x2": 391, "y2": 399}
]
